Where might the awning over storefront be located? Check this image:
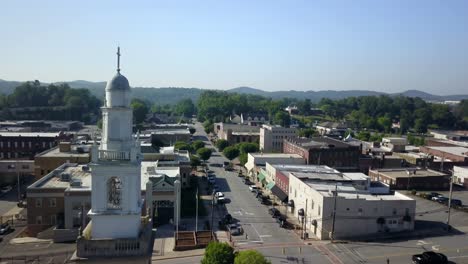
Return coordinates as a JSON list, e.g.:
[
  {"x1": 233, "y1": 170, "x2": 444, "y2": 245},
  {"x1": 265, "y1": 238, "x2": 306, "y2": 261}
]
[
  {"x1": 257, "y1": 171, "x2": 266, "y2": 182},
  {"x1": 266, "y1": 181, "x2": 275, "y2": 190},
  {"x1": 266, "y1": 182, "x2": 288, "y2": 202}
]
